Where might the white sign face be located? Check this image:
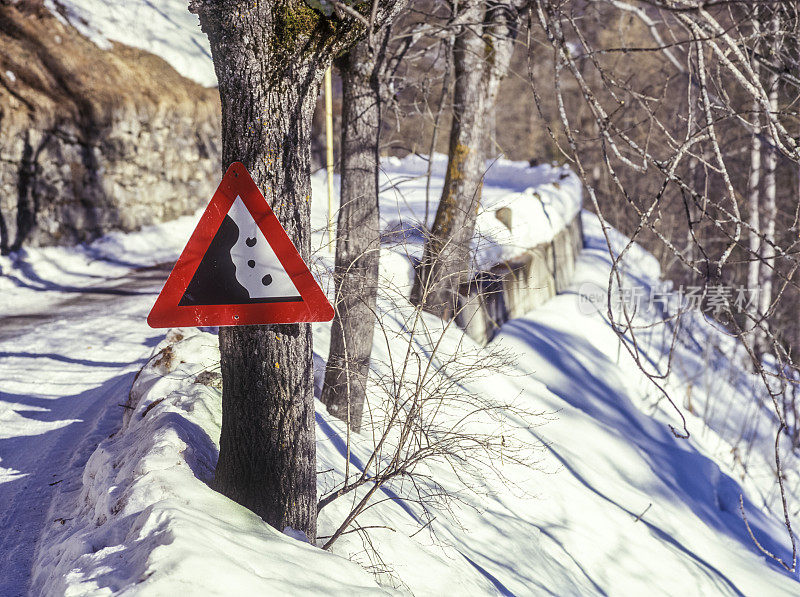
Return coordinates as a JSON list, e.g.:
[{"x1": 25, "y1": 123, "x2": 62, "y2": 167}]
[{"x1": 228, "y1": 197, "x2": 302, "y2": 301}]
